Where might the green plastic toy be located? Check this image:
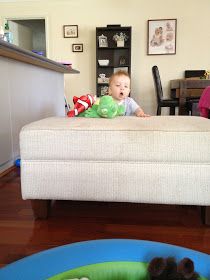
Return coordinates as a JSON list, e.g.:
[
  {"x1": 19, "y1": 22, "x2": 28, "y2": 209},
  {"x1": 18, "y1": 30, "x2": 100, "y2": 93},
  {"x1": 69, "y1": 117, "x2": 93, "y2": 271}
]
[{"x1": 79, "y1": 95, "x2": 125, "y2": 118}]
